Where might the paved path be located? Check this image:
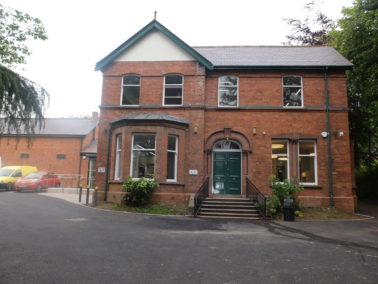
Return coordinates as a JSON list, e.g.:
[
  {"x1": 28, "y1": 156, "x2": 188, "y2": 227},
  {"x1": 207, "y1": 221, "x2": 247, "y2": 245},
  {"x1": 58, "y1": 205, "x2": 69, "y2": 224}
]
[{"x1": 0, "y1": 192, "x2": 377, "y2": 284}]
